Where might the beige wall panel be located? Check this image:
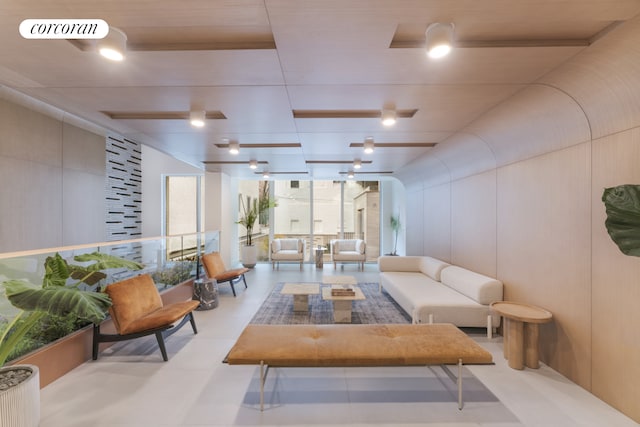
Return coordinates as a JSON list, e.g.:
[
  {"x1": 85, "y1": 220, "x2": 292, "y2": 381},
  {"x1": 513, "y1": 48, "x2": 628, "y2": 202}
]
[
  {"x1": 0, "y1": 157, "x2": 62, "y2": 252},
  {"x1": 204, "y1": 172, "x2": 233, "y2": 266},
  {"x1": 540, "y1": 17, "x2": 640, "y2": 140},
  {"x1": 591, "y1": 128, "x2": 640, "y2": 422},
  {"x1": 404, "y1": 188, "x2": 424, "y2": 256},
  {"x1": 467, "y1": 85, "x2": 591, "y2": 168},
  {"x1": 61, "y1": 124, "x2": 106, "y2": 246},
  {"x1": 451, "y1": 170, "x2": 497, "y2": 277},
  {"x1": 62, "y1": 123, "x2": 106, "y2": 175},
  {"x1": 423, "y1": 183, "x2": 451, "y2": 262},
  {"x1": 0, "y1": 98, "x2": 62, "y2": 167},
  {"x1": 62, "y1": 170, "x2": 106, "y2": 246},
  {"x1": 497, "y1": 143, "x2": 592, "y2": 388}
]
